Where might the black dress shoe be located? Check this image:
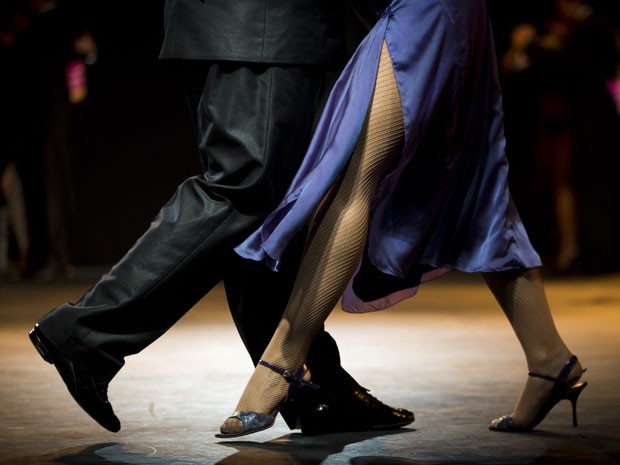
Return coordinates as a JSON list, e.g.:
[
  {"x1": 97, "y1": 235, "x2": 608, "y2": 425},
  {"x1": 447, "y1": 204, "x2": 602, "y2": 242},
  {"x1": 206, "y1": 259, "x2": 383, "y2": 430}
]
[
  {"x1": 29, "y1": 324, "x2": 121, "y2": 432},
  {"x1": 294, "y1": 383, "x2": 415, "y2": 435}
]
